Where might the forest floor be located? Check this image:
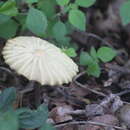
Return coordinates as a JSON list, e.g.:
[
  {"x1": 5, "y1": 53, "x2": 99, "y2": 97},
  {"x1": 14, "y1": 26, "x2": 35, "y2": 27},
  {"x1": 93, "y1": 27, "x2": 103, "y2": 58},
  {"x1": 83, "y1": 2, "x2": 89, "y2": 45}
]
[{"x1": 1, "y1": 0, "x2": 130, "y2": 130}]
